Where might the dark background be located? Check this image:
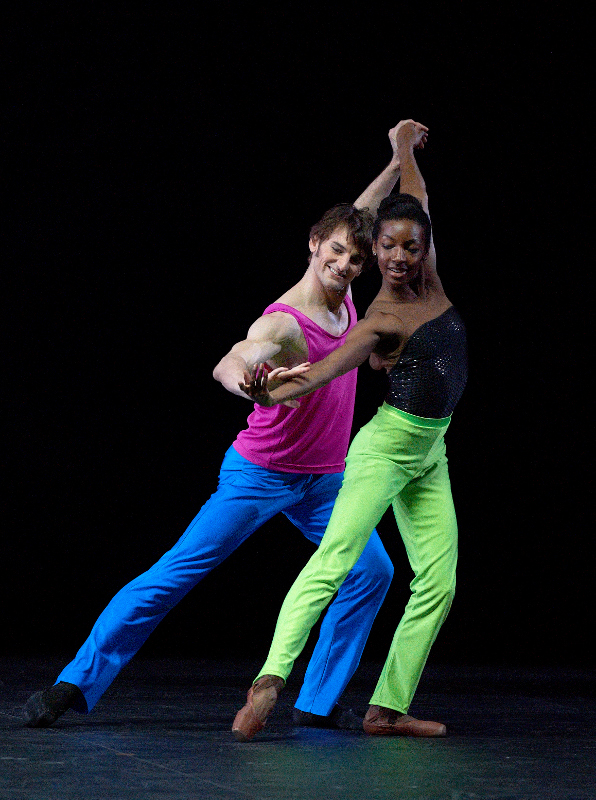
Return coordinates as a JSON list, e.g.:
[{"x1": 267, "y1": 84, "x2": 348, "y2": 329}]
[{"x1": 3, "y1": 5, "x2": 591, "y2": 670}]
